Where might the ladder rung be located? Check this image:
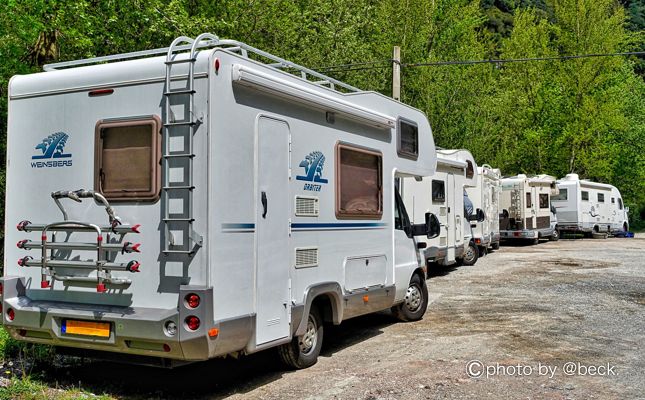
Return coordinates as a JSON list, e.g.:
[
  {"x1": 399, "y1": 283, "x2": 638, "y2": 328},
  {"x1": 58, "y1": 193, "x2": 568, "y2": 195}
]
[
  {"x1": 163, "y1": 153, "x2": 195, "y2": 159},
  {"x1": 165, "y1": 58, "x2": 196, "y2": 65},
  {"x1": 162, "y1": 186, "x2": 195, "y2": 190},
  {"x1": 164, "y1": 121, "x2": 195, "y2": 127},
  {"x1": 163, "y1": 218, "x2": 195, "y2": 222},
  {"x1": 164, "y1": 89, "x2": 195, "y2": 96}
]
